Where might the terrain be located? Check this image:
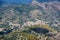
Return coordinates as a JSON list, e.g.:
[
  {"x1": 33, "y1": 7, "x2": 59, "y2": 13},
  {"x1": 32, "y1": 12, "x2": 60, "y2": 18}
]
[{"x1": 0, "y1": 0, "x2": 60, "y2": 40}]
